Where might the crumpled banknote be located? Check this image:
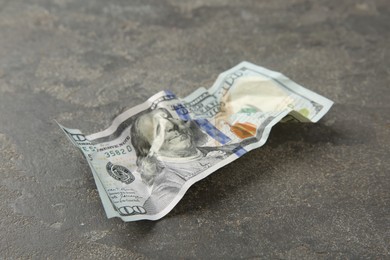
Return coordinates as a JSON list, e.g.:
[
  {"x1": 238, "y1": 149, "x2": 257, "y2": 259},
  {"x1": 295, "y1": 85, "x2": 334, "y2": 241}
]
[{"x1": 58, "y1": 62, "x2": 333, "y2": 221}]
